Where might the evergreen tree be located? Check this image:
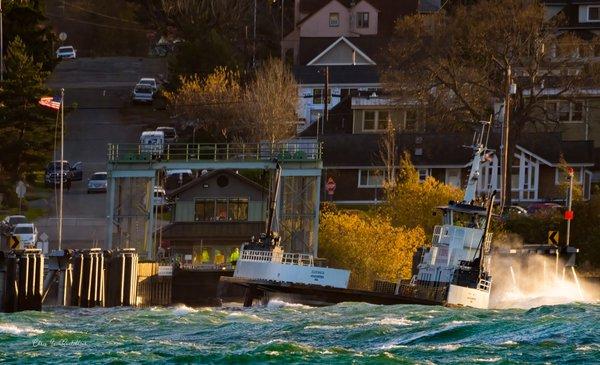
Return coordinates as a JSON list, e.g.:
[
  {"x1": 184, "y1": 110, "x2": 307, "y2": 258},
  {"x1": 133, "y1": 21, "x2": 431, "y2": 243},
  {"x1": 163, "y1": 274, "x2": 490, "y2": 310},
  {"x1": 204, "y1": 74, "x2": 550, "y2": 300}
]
[
  {"x1": 0, "y1": 37, "x2": 54, "y2": 184},
  {"x1": 4, "y1": 1, "x2": 58, "y2": 72}
]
